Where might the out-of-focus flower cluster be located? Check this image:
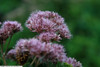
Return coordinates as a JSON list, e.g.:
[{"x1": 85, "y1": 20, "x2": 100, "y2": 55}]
[
  {"x1": 26, "y1": 11, "x2": 71, "y2": 42},
  {"x1": 7, "y1": 38, "x2": 67, "y2": 63},
  {"x1": 6, "y1": 11, "x2": 82, "y2": 67},
  {"x1": 37, "y1": 32, "x2": 61, "y2": 42},
  {"x1": 7, "y1": 38, "x2": 82, "y2": 67},
  {"x1": 0, "y1": 21, "x2": 22, "y2": 44},
  {"x1": 66, "y1": 57, "x2": 82, "y2": 67}
]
